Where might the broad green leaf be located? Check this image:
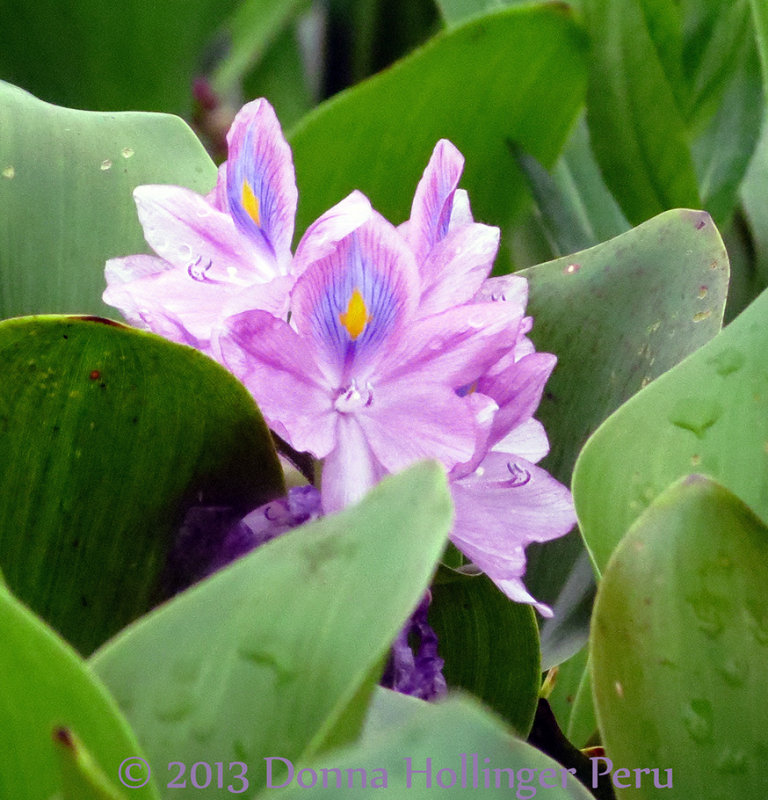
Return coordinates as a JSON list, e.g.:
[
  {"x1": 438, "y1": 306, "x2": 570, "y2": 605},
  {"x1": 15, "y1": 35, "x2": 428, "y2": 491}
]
[
  {"x1": 546, "y1": 647, "x2": 597, "y2": 749},
  {"x1": 436, "y1": 0, "x2": 530, "y2": 26},
  {"x1": 210, "y1": 0, "x2": 311, "y2": 100},
  {"x1": 583, "y1": 0, "x2": 701, "y2": 223},
  {"x1": 257, "y1": 694, "x2": 595, "y2": 799},
  {"x1": 0, "y1": 0, "x2": 237, "y2": 115},
  {"x1": 591, "y1": 476, "x2": 768, "y2": 798},
  {"x1": 288, "y1": 4, "x2": 587, "y2": 262},
  {"x1": 0, "y1": 583, "x2": 158, "y2": 800},
  {"x1": 0, "y1": 81, "x2": 216, "y2": 320},
  {"x1": 53, "y1": 728, "x2": 129, "y2": 800},
  {"x1": 750, "y1": 0, "x2": 768, "y2": 84},
  {"x1": 519, "y1": 209, "x2": 728, "y2": 604},
  {"x1": 573, "y1": 278, "x2": 768, "y2": 574},
  {"x1": 91, "y1": 462, "x2": 453, "y2": 798},
  {"x1": 740, "y1": 119, "x2": 768, "y2": 290},
  {"x1": 429, "y1": 573, "x2": 540, "y2": 736},
  {"x1": 0, "y1": 316, "x2": 283, "y2": 653},
  {"x1": 687, "y1": 1, "x2": 764, "y2": 224}
]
